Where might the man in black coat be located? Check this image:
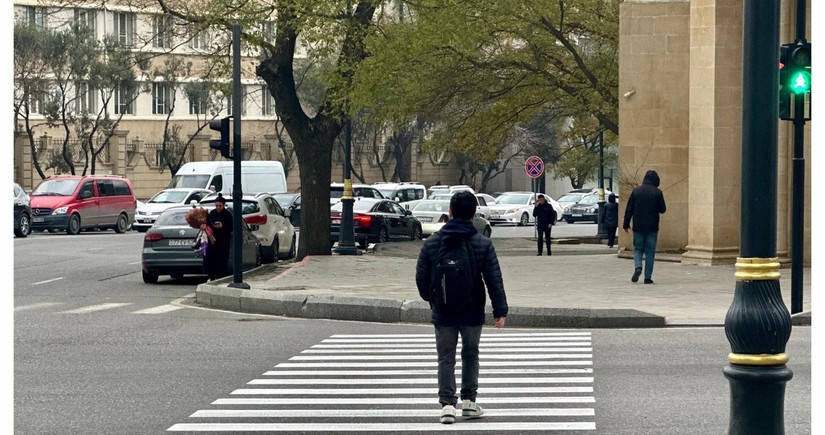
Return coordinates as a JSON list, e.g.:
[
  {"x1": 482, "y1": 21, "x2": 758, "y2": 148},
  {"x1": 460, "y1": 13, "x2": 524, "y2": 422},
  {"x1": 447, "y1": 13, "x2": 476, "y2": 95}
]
[
  {"x1": 603, "y1": 193, "x2": 619, "y2": 248},
  {"x1": 532, "y1": 194, "x2": 557, "y2": 255},
  {"x1": 416, "y1": 191, "x2": 508, "y2": 424},
  {"x1": 623, "y1": 170, "x2": 667, "y2": 284}
]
